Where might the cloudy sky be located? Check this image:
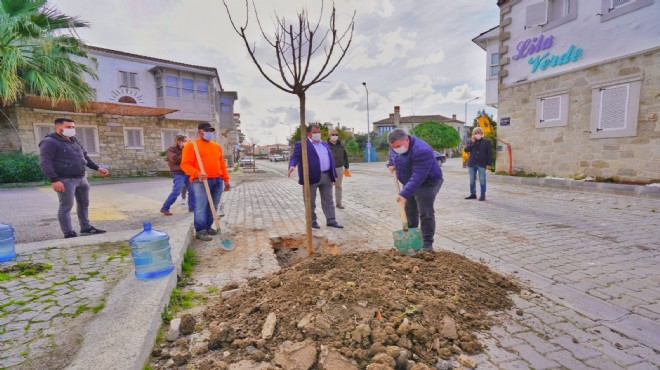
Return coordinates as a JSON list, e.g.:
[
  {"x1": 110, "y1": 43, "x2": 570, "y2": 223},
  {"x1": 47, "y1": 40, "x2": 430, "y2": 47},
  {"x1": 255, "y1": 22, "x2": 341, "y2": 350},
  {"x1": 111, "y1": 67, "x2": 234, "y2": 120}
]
[{"x1": 51, "y1": 0, "x2": 499, "y2": 144}]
